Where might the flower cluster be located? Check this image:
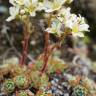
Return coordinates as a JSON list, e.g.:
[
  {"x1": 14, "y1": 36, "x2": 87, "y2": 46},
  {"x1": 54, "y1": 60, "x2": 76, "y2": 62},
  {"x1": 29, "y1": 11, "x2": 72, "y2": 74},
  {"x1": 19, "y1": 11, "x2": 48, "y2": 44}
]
[
  {"x1": 7, "y1": 0, "x2": 70, "y2": 21},
  {"x1": 7, "y1": 0, "x2": 89, "y2": 37},
  {"x1": 46, "y1": 7, "x2": 89, "y2": 37}
]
